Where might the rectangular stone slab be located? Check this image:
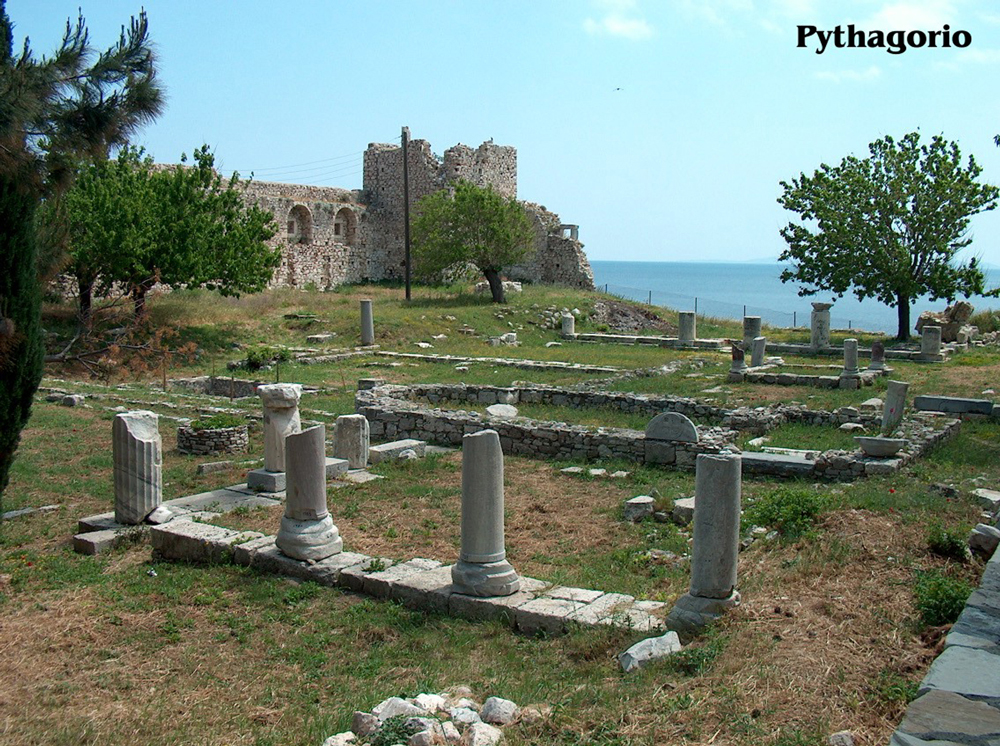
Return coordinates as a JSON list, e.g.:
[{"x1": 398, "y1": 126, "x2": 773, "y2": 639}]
[
  {"x1": 920, "y1": 646, "x2": 1000, "y2": 698},
  {"x1": 362, "y1": 558, "x2": 442, "y2": 598},
  {"x1": 914, "y1": 396, "x2": 994, "y2": 415},
  {"x1": 369, "y1": 439, "x2": 427, "y2": 464},
  {"x1": 740, "y1": 452, "x2": 815, "y2": 477},
  {"x1": 515, "y1": 597, "x2": 587, "y2": 635},
  {"x1": 391, "y1": 565, "x2": 455, "y2": 613},
  {"x1": 72, "y1": 526, "x2": 147, "y2": 555}
]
